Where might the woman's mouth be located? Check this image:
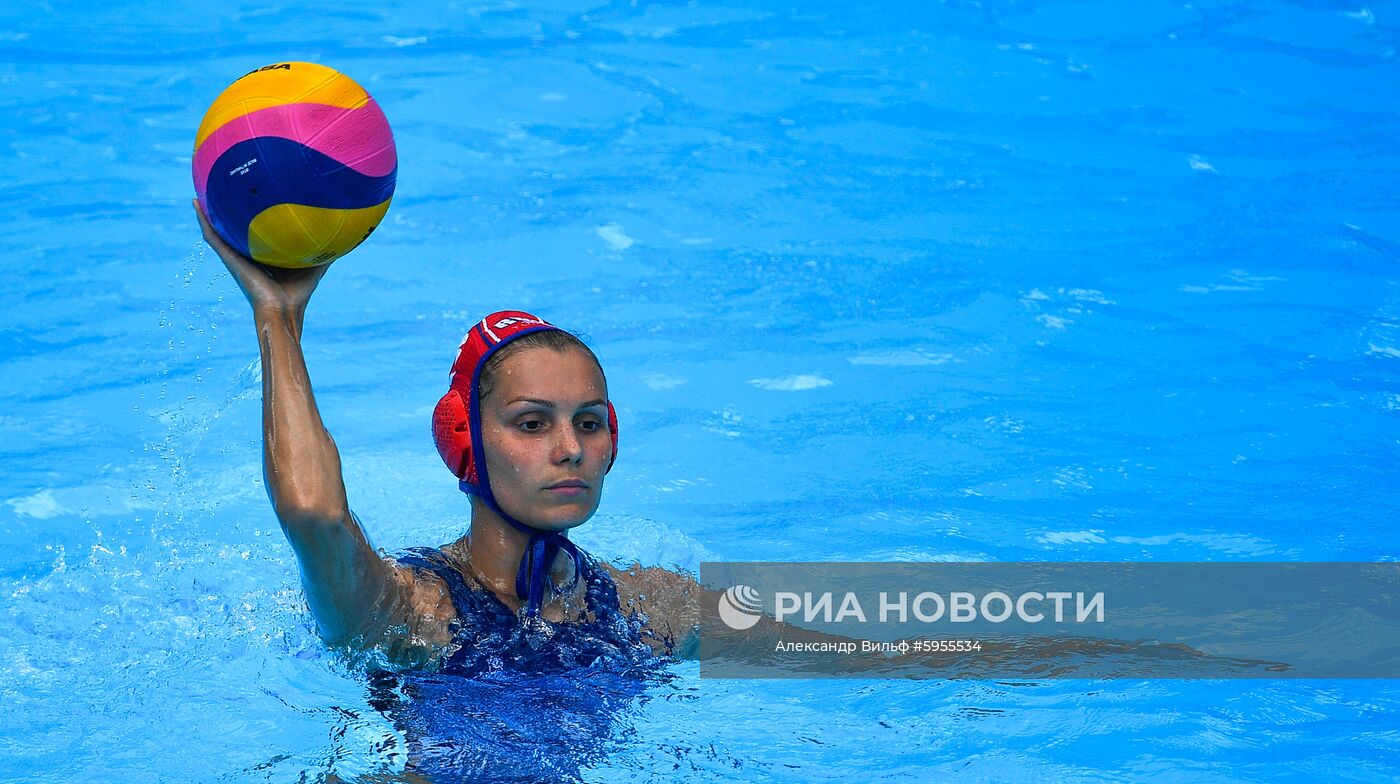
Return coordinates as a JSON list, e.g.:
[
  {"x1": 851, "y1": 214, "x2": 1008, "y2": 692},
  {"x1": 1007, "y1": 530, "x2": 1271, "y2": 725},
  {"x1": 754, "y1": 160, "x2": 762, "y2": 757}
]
[{"x1": 545, "y1": 479, "x2": 589, "y2": 496}]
